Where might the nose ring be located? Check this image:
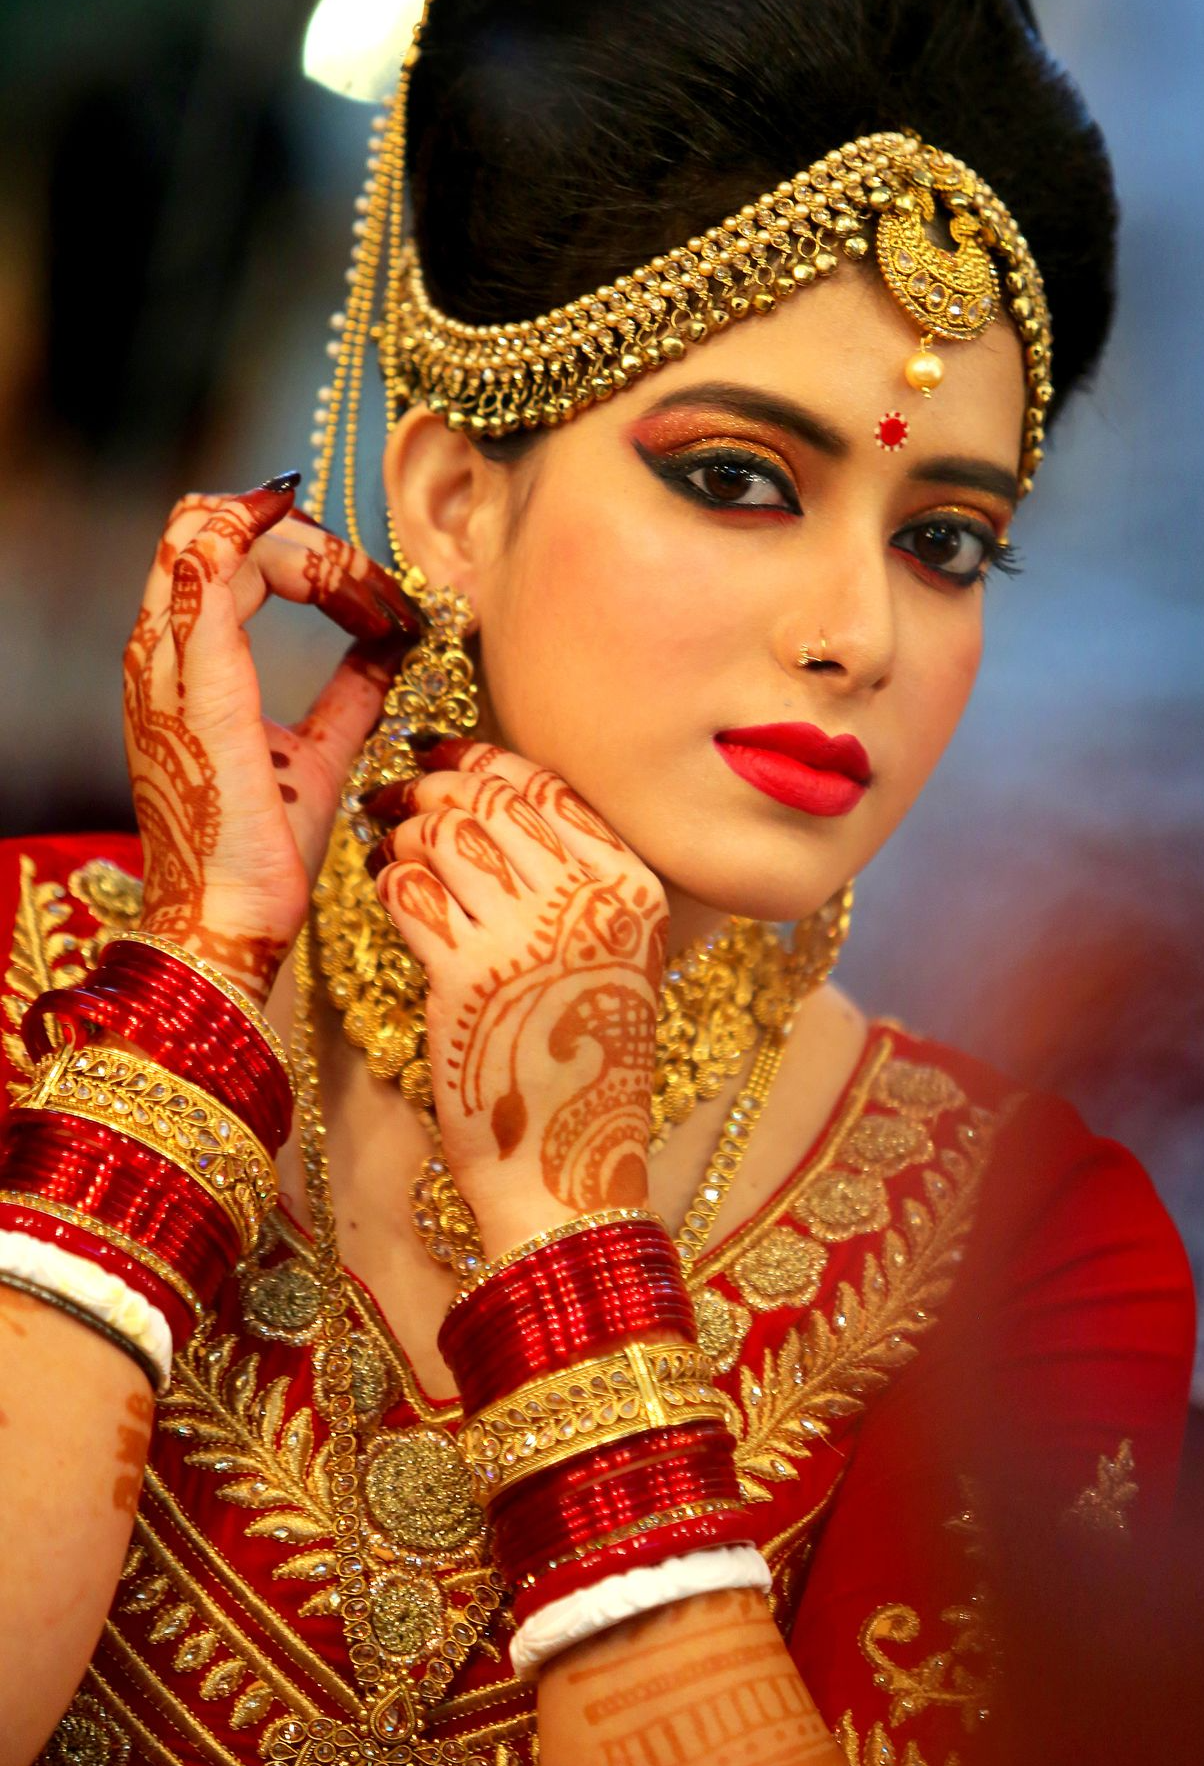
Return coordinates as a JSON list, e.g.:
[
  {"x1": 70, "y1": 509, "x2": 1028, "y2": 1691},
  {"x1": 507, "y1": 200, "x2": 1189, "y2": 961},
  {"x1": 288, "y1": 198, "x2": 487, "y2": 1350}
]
[{"x1": 796, "y1": 630, "x2": 829, "y2": 670}]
